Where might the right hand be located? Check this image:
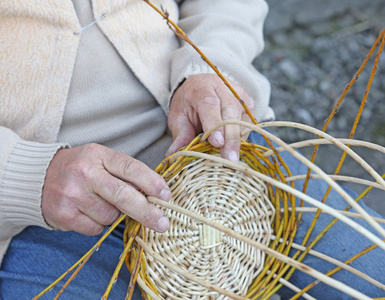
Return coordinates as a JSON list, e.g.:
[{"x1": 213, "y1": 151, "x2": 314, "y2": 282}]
[
  {"x1": 167, "y1": 74, "x2": 254, "y2": 162},
  {"x1": 42, "y1": 143, "x2": 171, "y2": 236}
]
